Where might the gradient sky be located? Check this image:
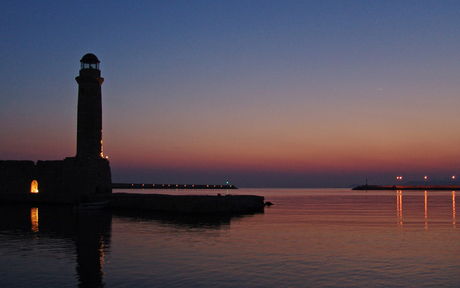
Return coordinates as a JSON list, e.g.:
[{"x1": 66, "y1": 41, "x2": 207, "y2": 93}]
[{"x1": 1, "y1": 1, "x2": 460, "y2": 187}]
